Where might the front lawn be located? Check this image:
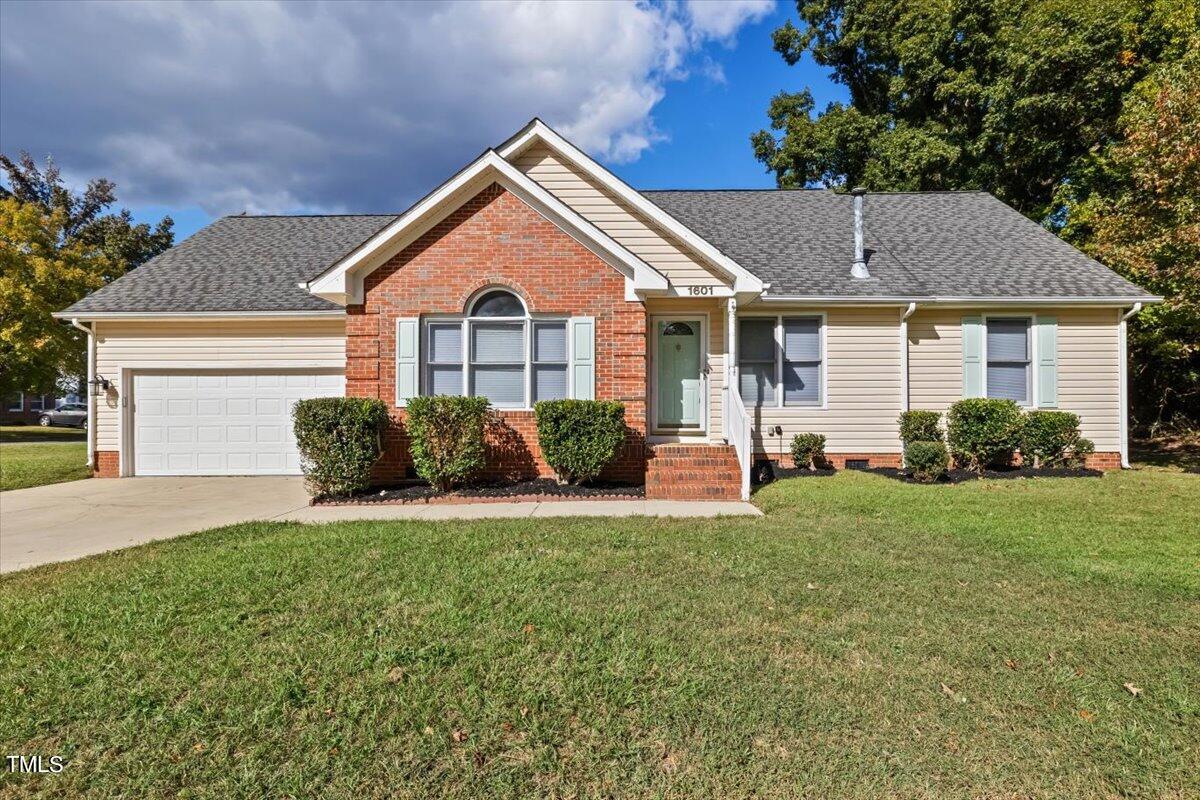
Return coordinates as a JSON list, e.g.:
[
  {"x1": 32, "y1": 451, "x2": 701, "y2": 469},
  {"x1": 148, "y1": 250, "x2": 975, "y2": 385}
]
[
  {"x1": 0, "y1": 442, "x2": 90, "y2": 491},
  {"x1": 1, "y1": 469, "x2": 1196, "y2": 797}
]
